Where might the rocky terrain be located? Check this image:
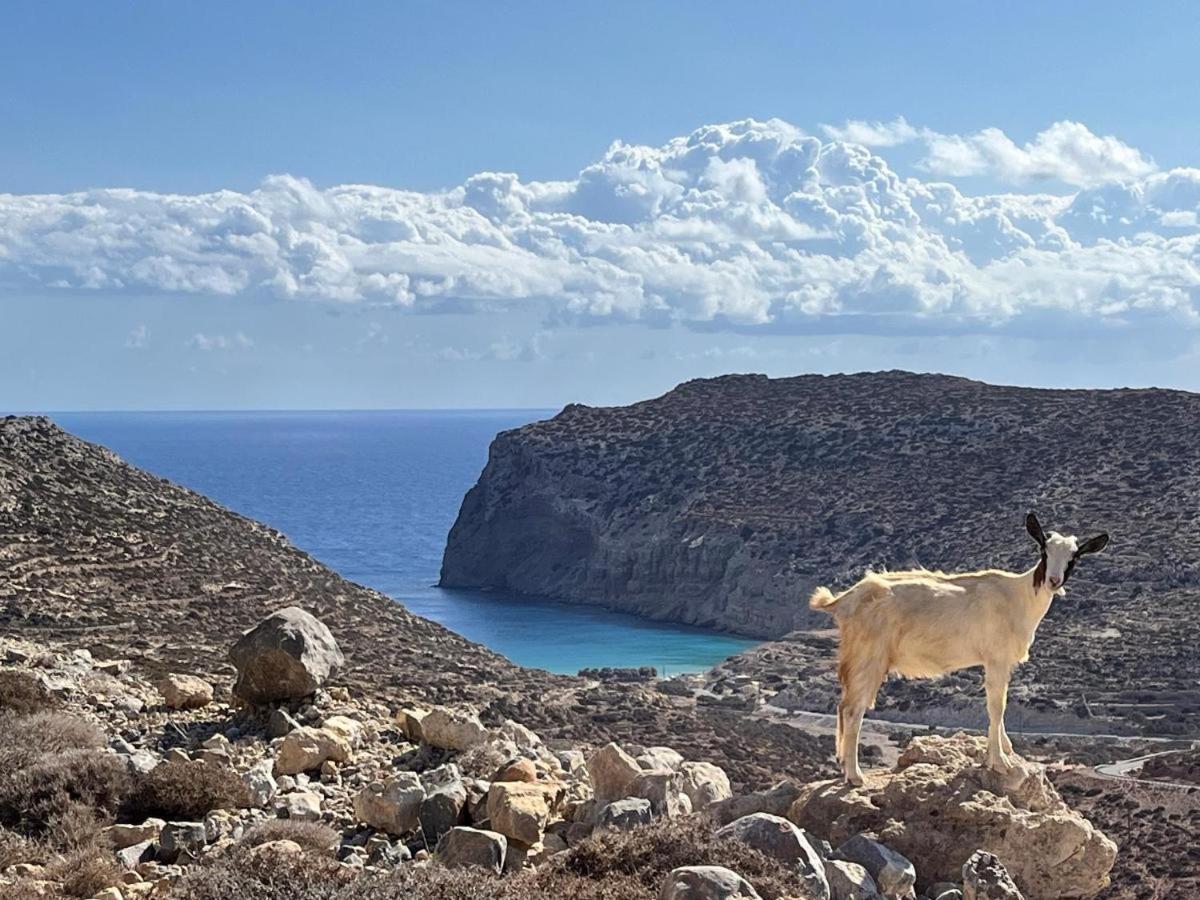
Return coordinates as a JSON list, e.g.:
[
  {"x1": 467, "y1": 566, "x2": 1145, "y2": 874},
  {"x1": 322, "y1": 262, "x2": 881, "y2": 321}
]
[
  {"x1": 0, "y1": 413, "x2": 1196, "y2": 898},
  {"x1": 440, "y1": 372, "x2": 1200, "y2": 737}
]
